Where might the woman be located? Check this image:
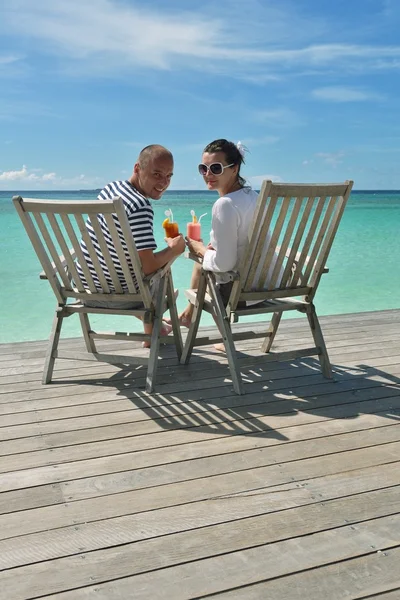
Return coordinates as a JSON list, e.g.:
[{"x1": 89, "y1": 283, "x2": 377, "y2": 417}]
[{"x1": 177, "y1": 138, "x2": 261, "y2": 327}]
